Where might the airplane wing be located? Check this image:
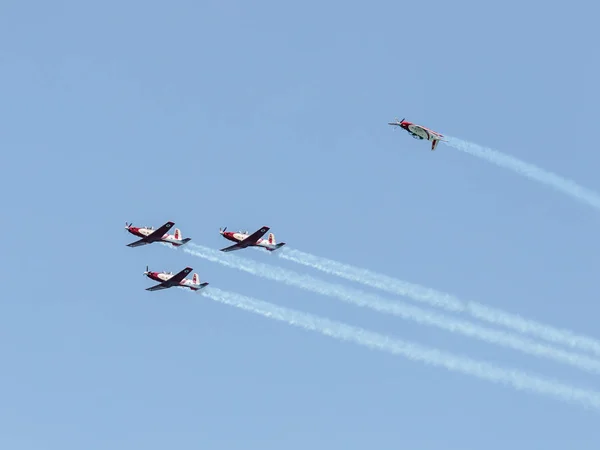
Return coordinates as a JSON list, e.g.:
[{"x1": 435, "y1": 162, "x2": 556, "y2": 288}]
[
  {"x1": 168, "y1": 267, "x2": 194, "y2": 284},
  {"x1": 220, "y1": 242, "x2": 246, "y2": 252},
  {"x1": 242, "y1": 226, "x2": 270, "y2": 244},
  {"x1": 145, "y1": 221, "x2": 175, "y2": 241},
  {"x1": 127, "y1": 239, "x2": 151, "y2": 248},
  {"x1": 146, "y1": 283, "x2": 171, "y2": 291}
]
